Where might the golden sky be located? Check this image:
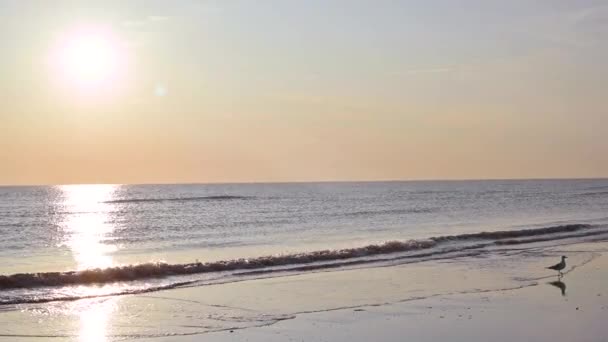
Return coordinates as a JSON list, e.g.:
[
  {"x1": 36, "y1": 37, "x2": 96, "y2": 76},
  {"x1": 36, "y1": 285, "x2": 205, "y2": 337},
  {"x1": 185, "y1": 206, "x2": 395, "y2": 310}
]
[{"x1": 1, "y1": 1, "x2": 607, "y2": 185}]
